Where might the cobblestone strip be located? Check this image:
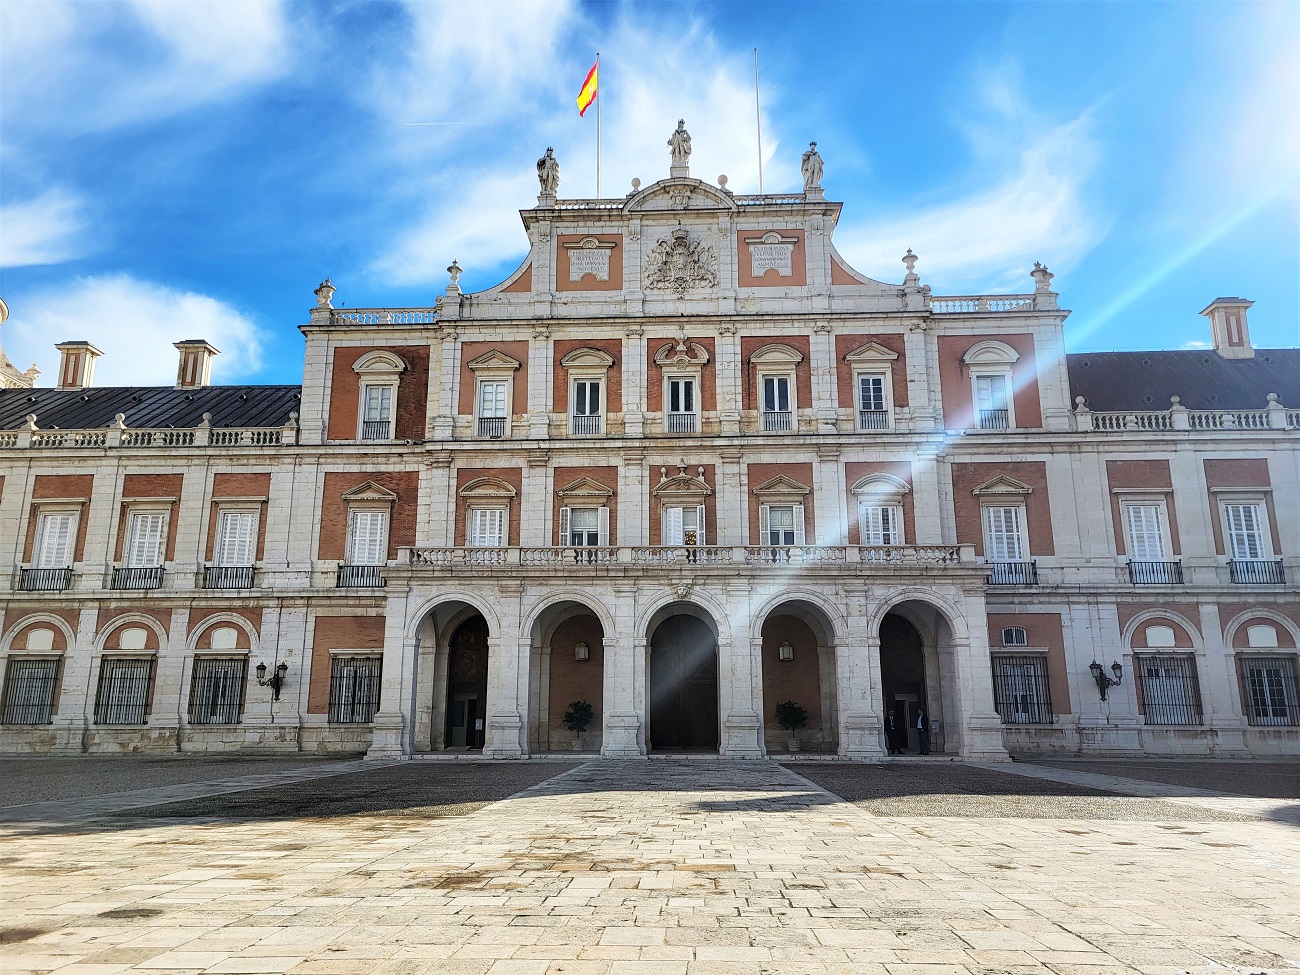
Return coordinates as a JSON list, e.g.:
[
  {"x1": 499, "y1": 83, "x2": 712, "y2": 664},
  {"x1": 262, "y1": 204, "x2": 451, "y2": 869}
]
[
  {"x1": 0, "y1": 758, "x2": 394, "y2": 826},
  {"x1": 987, "y1": 760, "x2": 1300, "y2": 824}
]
